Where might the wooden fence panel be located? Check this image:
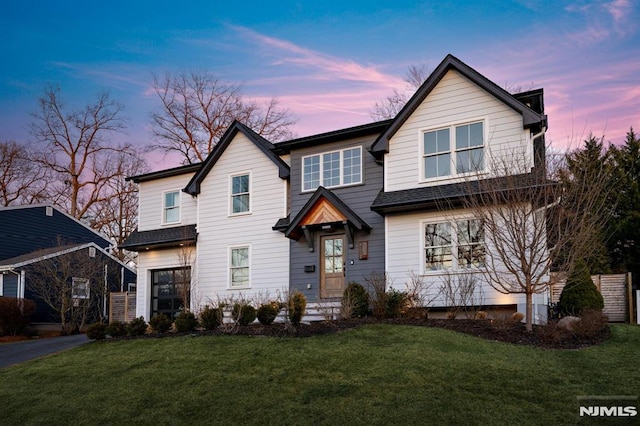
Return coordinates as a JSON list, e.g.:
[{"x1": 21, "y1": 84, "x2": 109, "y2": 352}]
[
  {"x1": 109, "y1": 292, "x2": 137, "y2": 323},
  {"x1": 550, "y1": 274, "x2": 628, "y2": 322}
]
